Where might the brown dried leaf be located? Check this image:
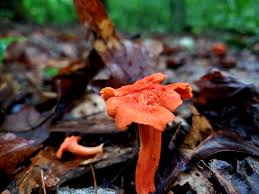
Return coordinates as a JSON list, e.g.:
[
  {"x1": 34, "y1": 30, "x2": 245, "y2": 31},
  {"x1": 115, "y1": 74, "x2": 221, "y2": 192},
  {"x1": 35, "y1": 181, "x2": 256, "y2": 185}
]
[
  {"x1": 182, "y1": 106, "x2": 213, "y2": 149},
  {"x1": 0, "y1": 133, "x2": 38, "y2": 176},
  {"x1": 194, "y1": 69, "x2": 259, "y2": 138},
  {"x1": 195, "y1": 69, "x2": 247, "y2": 105},
  {"x1": 92, "y1": 39, "x2": 156, "y2": 87}
]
